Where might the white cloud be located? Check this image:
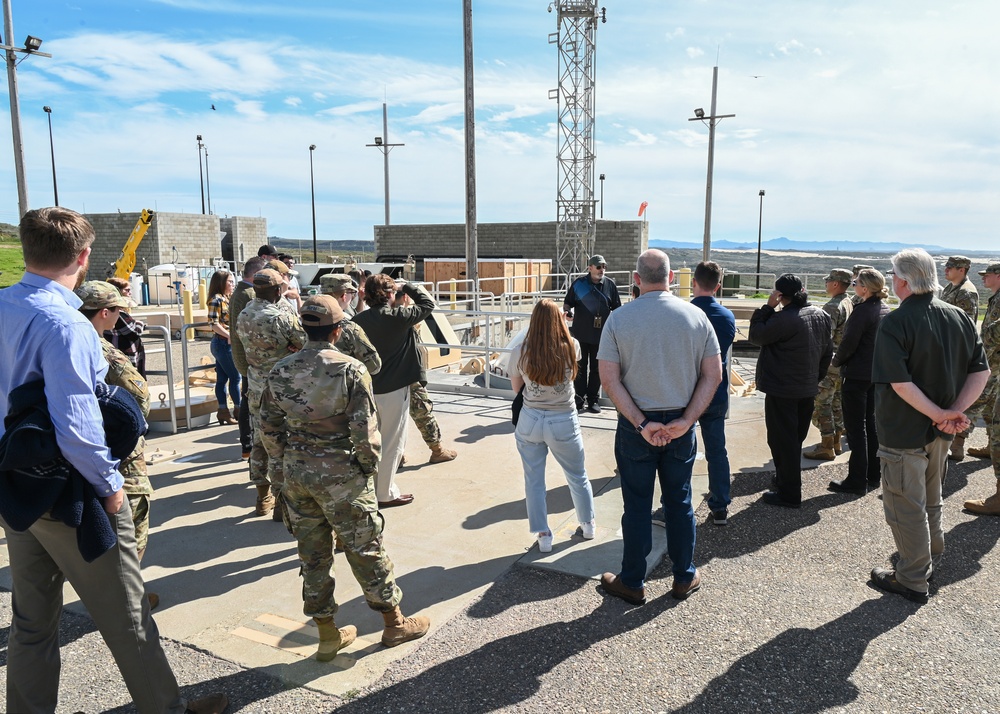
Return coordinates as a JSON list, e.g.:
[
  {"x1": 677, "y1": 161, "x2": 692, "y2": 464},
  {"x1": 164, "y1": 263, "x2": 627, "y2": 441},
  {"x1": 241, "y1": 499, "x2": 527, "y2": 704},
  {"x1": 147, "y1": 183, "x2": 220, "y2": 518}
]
[
  {"x1": 686, "y1": 47, "x2": 705, "y2": 59},
  {"x1": 284, "y1": 97, "x2": 302, "y2": 107},
  {"x1": 626, "y1": 128, "x2": 657, "y2": 146}
]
